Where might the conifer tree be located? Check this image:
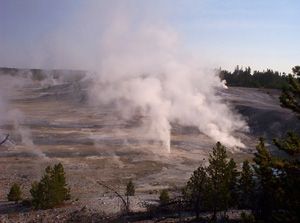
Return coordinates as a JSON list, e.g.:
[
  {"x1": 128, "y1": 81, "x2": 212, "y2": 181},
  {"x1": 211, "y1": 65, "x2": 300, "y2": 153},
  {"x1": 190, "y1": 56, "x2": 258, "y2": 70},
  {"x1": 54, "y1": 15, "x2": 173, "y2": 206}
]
[
  {"x1": 253, "y1": 138, "x2": 278, "y2": 222},
  {"x1": 51, "y1": 163, "x2": 71, "y2": 204},
  {"x1": 276, "y1": 65, "x2": 300, "y2": 221},
  {"x1": 30, "y1": 163, "x2": 70, "y2": 209},
  {"x1": 273, "y1": 131, "x2": 300, "y2": 155},
  {"x1": 184, "y1": 142, "x2": 240, "y2": 219},
  {"x1": 206, "y1": 142, "x2": 237, "y2": 219},
  {"x1": 183, "y1": 166, "x2": 209, "y2": 219},
  {"x1": 227, "y1": 158, "x2": 239, "y2": 207},
  {"x1": 280, "y1": 65, "x2": 300, "y2": 116},
  {"x1": 7, "y1": 183, "x2": 22, "y2": 203},
  {"x1": 159, "y1": 189, "x2": 170, "y2": 206},
  {"x1": 125, "y1": 180, "x2": 135, "y2": 196},
  {"x1": 238, "y1": 160, "x2": 255, "y2": 209}
]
